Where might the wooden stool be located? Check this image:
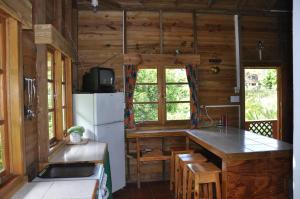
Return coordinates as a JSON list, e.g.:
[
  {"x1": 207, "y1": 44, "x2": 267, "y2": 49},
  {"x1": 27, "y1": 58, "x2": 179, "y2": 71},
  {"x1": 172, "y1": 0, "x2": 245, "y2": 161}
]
[
  {"x1": 170, "y1": 147, "x2": 194, "y2": 191},
  {"x1": 175, "y1": 153, "x2": 207, "y2": 198},
  {"x1": 186, "y1": 162, "x2": 221, "y2": 199}
]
